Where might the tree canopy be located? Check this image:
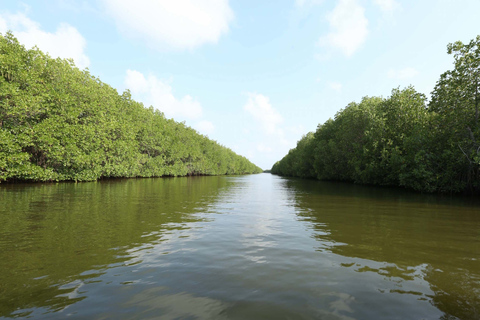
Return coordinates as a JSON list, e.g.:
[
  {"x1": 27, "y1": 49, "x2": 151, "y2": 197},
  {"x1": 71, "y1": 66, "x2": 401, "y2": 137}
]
[
  {"x1": 272, "y1": 36, "x2": 480, "y2": 194},
  {"x1": 0, "y1": 32, "x2": 262, "y2": 182}
]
